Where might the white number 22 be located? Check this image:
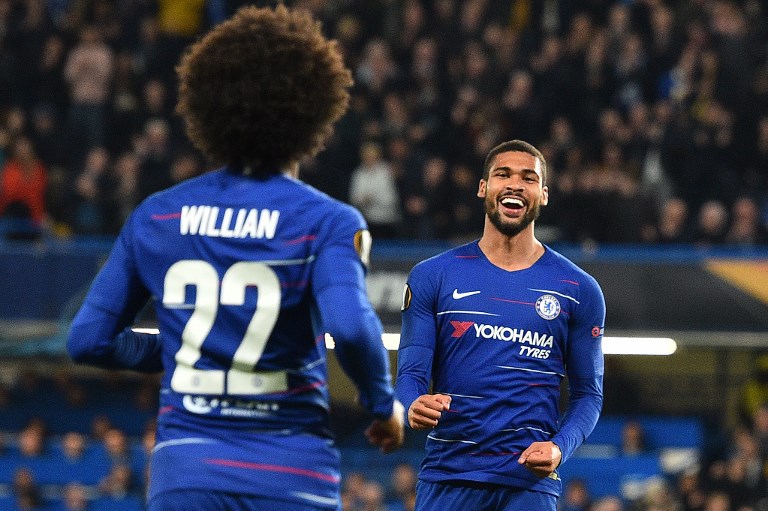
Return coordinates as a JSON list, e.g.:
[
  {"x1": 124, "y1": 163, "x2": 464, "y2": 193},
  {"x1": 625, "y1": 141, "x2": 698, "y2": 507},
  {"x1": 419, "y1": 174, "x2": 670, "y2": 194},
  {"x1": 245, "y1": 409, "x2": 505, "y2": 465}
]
[{"x1": 163, "y1": 260, "x2": 287, "y2": 396}]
